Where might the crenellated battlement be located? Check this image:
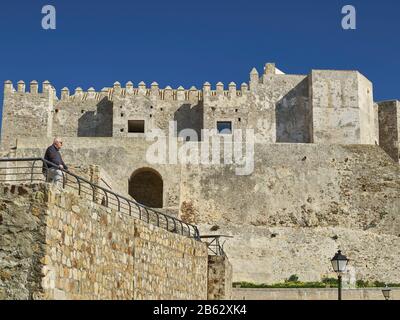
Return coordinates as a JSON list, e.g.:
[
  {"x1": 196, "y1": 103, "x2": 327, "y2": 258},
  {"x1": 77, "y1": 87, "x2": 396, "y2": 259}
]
[
  {"x1": 2, "y1": 63, "x2": 279, "y2": 101},
  {"x1": 3, "y1": 80, "x2": 57, "y2": 97},
  {"x1": 22, "y1": 80, "x2": 251, "y2": 102},
  {"x1": 2, "y1": 62, "x2": 387, "y2": 148}
]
